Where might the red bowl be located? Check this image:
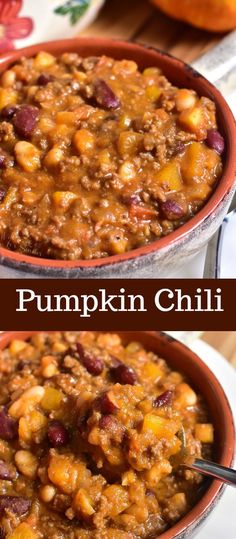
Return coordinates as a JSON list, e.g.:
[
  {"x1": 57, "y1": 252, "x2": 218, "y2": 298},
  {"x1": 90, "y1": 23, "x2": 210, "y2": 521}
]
[
  {"x1": 0, "y1": 38, "x2": 235, "y2": 278},
  {"x1": 0, "y1": 330, "x2": 234, "y2": 538}
]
